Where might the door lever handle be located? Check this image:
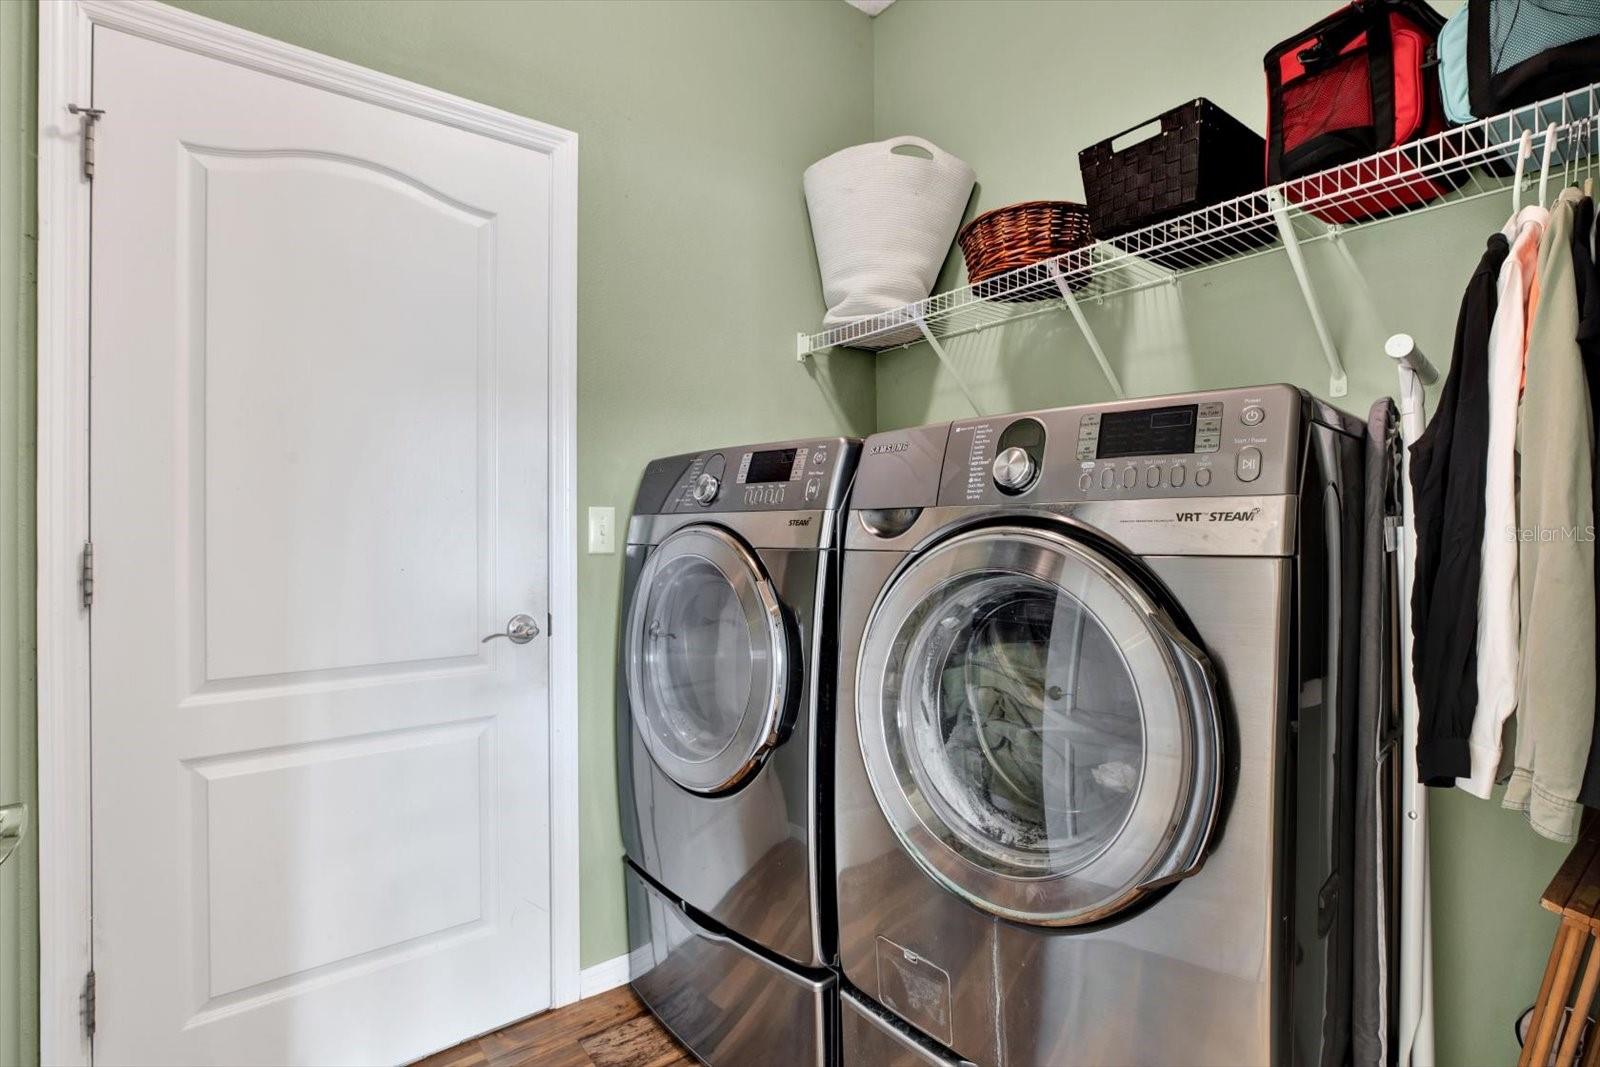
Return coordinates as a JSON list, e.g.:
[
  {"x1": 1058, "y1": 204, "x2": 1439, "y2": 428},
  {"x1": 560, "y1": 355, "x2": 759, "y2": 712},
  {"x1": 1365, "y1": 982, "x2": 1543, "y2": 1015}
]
[
  {"x1": 483, "y1": 613, "x2": 540, "y2": 645},
  {"x1": 0, "y1": 803, "x2": 28, "y2": 870}
]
